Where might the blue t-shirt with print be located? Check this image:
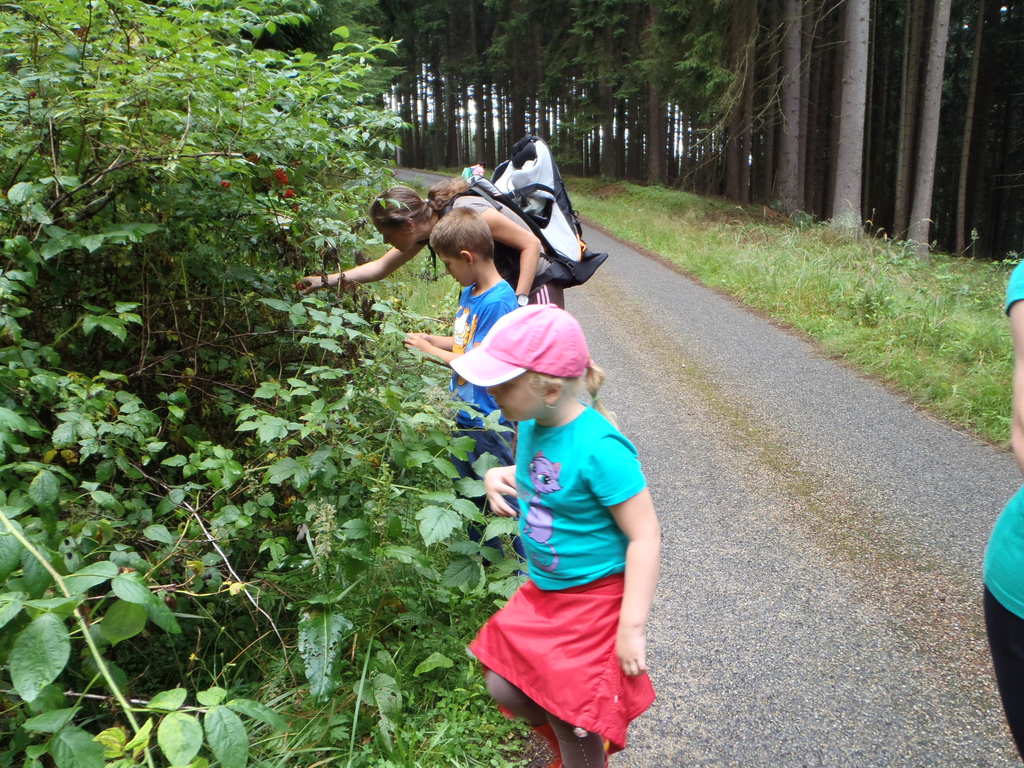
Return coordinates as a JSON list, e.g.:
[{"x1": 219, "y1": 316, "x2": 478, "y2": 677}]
[
  {"x1": 514, "y1": 406, "x2": 648, "y2": 590},
  {"x1": 984, "y1": 262, "x2": 1024, "y2": 619},
  {"x1": 451, "y1": 281, "x2": 517, "y2": 427}
]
